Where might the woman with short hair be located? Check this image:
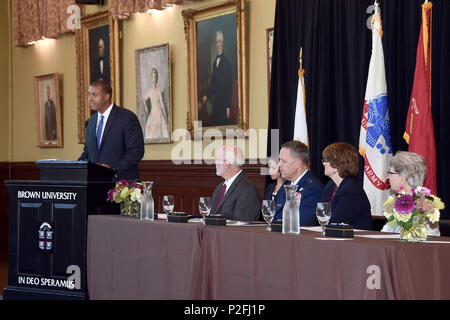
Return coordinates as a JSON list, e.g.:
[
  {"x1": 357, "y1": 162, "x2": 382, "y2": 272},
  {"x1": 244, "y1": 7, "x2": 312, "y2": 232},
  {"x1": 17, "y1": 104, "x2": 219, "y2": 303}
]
[
  {"x1": 382, "y1": 151, "x2": 440, "y2": 235},
  {"x1": 320, "y1": 142, "x2": 373, "y2": 230}
]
